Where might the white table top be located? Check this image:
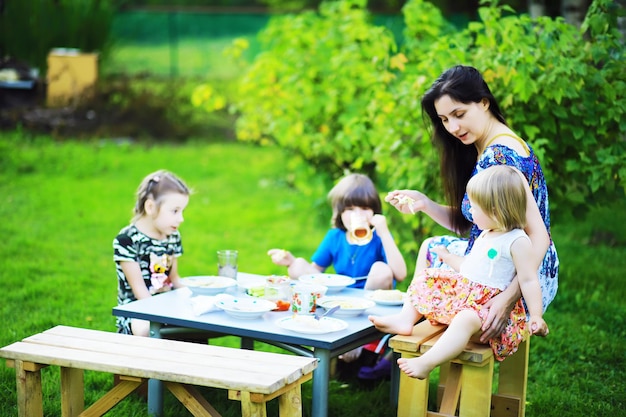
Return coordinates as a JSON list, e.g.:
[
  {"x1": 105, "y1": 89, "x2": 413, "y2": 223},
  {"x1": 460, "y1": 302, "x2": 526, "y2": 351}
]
[{"x1": 112, "y1": 284, "x2": 403, "y2": 352}]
